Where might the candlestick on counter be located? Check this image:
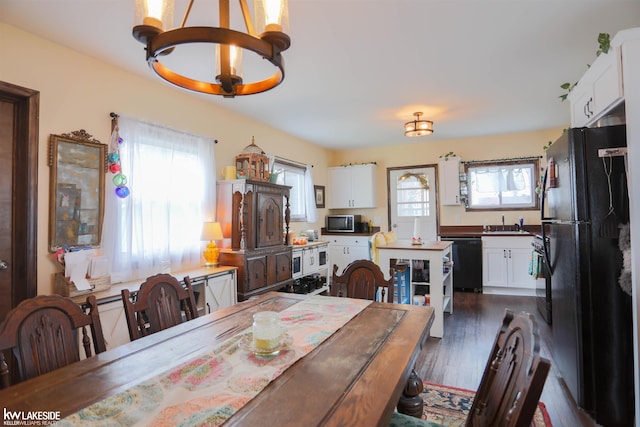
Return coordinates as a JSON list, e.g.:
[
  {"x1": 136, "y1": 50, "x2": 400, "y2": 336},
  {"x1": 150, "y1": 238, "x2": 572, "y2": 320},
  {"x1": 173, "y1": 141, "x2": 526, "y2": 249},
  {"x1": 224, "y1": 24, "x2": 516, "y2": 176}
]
[{"x1": 412, "y1": 217, "x2": 422, "y2": 245}]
